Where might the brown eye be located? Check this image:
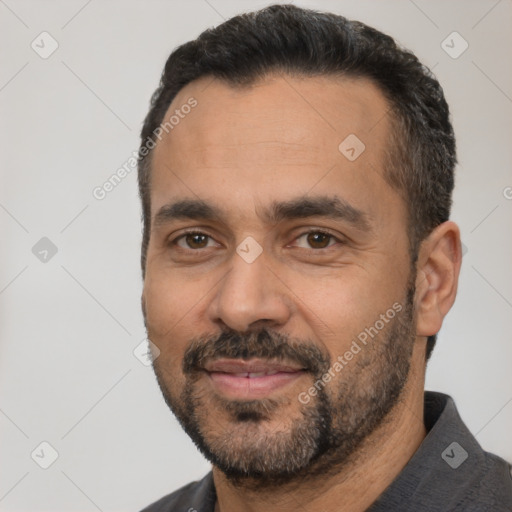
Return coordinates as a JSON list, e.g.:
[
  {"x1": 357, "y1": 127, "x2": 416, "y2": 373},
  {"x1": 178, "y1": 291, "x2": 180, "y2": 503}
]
[
  {"x1": 185, "y1": 233, "x2": 209, "y2": 249},
  {"x1": 291, "y1": 230, "x2": 341, "y2": 250},
  {"x1": 305, "y1": 232, "x2": 333, "y2": 249},
  {"x1": 174, "y1": 232, "x2": 214, "y2": 250}
]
